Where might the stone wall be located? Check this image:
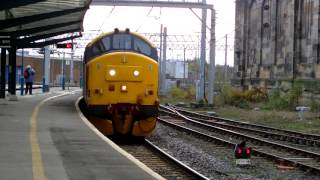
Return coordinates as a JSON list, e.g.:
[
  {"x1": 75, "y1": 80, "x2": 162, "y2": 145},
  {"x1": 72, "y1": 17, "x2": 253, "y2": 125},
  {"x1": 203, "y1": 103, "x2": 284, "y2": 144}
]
[{"x1": 233, "y1": 0, "x2": 320, "y2": 101}]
